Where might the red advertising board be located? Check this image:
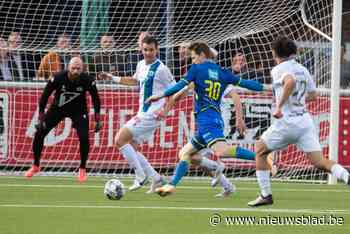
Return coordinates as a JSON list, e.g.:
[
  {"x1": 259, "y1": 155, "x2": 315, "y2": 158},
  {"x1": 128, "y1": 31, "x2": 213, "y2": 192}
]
[{"x1": 1, "y1": 87, "x2": 349, "y2": 169}]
